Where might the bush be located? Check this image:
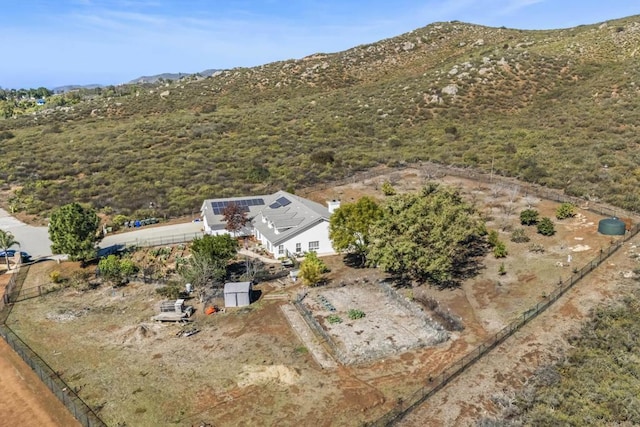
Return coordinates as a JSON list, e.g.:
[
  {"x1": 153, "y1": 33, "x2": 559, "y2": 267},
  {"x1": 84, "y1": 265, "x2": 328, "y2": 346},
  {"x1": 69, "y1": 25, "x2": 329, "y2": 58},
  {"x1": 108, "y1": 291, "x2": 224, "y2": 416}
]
[
  {"x1": 381, "y1": 181, "x2": 396, "y2": 196},
  {"x1": 49, "y1": 270, "x2": 63, "y2": 283},
  {"x1": 556, "y1": 203, "x2": 576, "y2": 220},
  {"x1": 348, "y1": 309, "x2": 366, "y2": 320},
  {"x1": 493, "y1": 241, "x2": 508, "y2": 258},
  {"x1": 156, "y1": 282, "x2": 184, "y2": 299},
  {"x1": 498, "y1": 263, "x2": 506, "y2": 275},
  {"x1": 488, "y1": 230, "x2": 500, "y2": 247},
  {"x1": 0, "y1": 130, "x2": 14, "y2": 141},
  {"x1": 529, "y1": 243, "x2": 545, "y2": 253},
  {"x1": 327, "y1": 314, "x2": 343, "y2": 324},
  {"x1": 537, "y1": 217, "x2": 556, "y2": 236},
  {"x1": 510, "y1": 228, "x2": 530, "y2": 243},
  {"x1": 520, "y1": 209, "x2": 539, "y2": 226}
]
